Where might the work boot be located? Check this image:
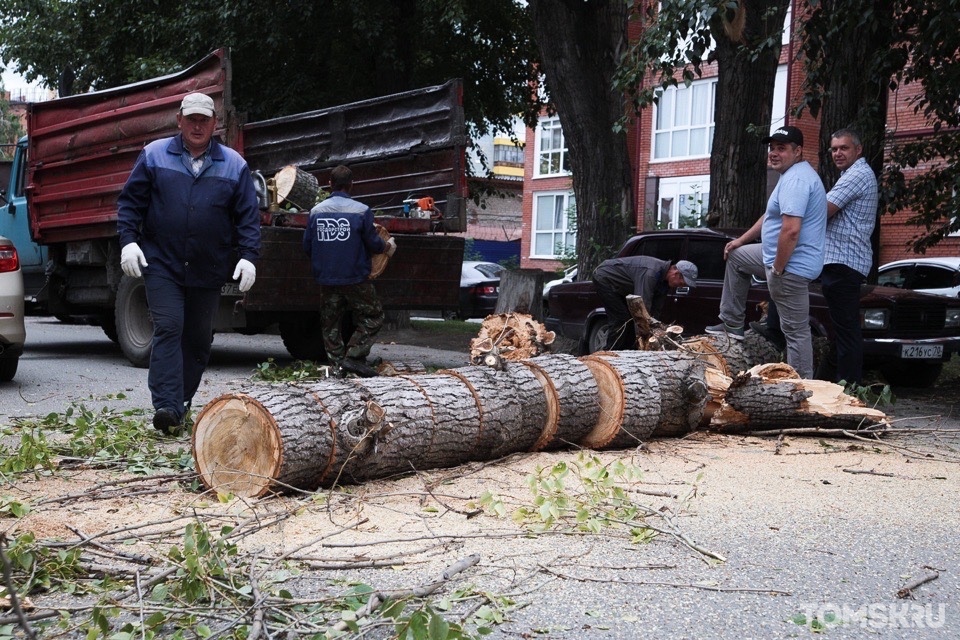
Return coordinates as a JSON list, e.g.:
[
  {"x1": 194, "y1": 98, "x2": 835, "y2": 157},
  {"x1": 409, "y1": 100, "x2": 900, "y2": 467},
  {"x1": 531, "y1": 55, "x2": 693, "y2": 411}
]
[
  {"x1": 153, "y1": 408, "x2": 182, "y2": 435},
  {"x1": 705, "y1": 321, "x2": 745, "y2": 341},
  {"x1": 339, "y1": 357, "x2": 378, "y2": 378},
  {"x1": 749, "y1": 320, "x2": 786, "y2": 350}
]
